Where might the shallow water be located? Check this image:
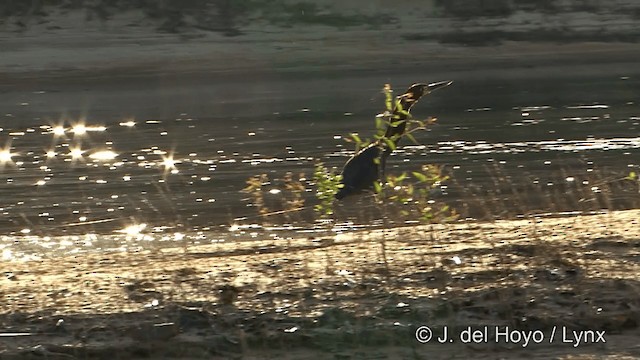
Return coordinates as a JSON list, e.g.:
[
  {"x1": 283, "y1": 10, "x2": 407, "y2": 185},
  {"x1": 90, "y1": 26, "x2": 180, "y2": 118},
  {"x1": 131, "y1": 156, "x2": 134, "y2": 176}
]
[{"x1": 1, "y1": 68, "x2": 639, "y2": 260}]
